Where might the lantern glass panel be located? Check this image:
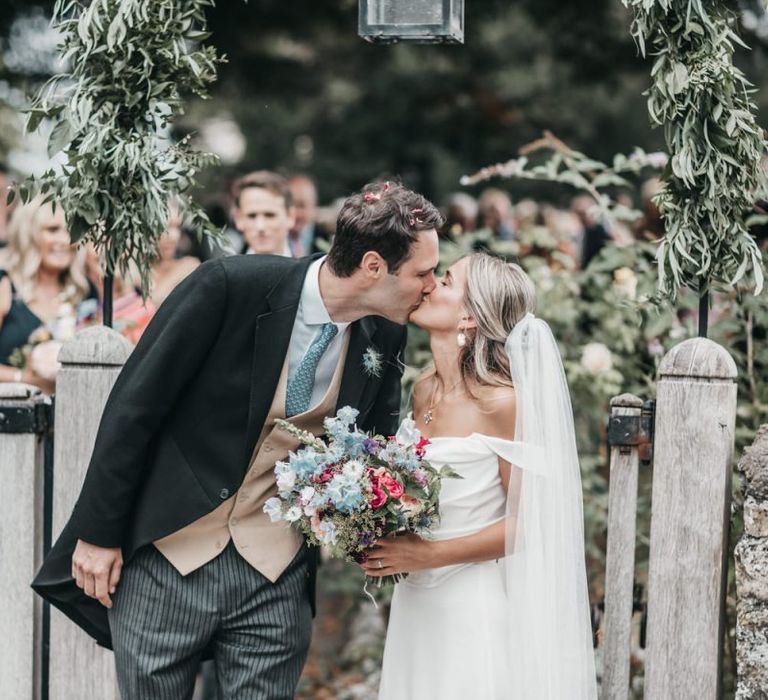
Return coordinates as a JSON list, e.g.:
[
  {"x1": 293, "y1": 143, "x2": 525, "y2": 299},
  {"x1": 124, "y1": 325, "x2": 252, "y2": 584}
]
[
  {"x1": 367, "y1": 0, "x2": 444, "y2": 25},
  {"x1": 359, "y1": 0, "x2": 464, "y2": 44}
]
